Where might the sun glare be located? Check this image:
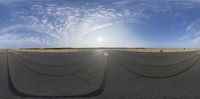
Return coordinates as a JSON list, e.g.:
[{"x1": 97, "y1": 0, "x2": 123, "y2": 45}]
[{"x1": 97, "y1": 37, "x2": 103, "y2": 43}]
